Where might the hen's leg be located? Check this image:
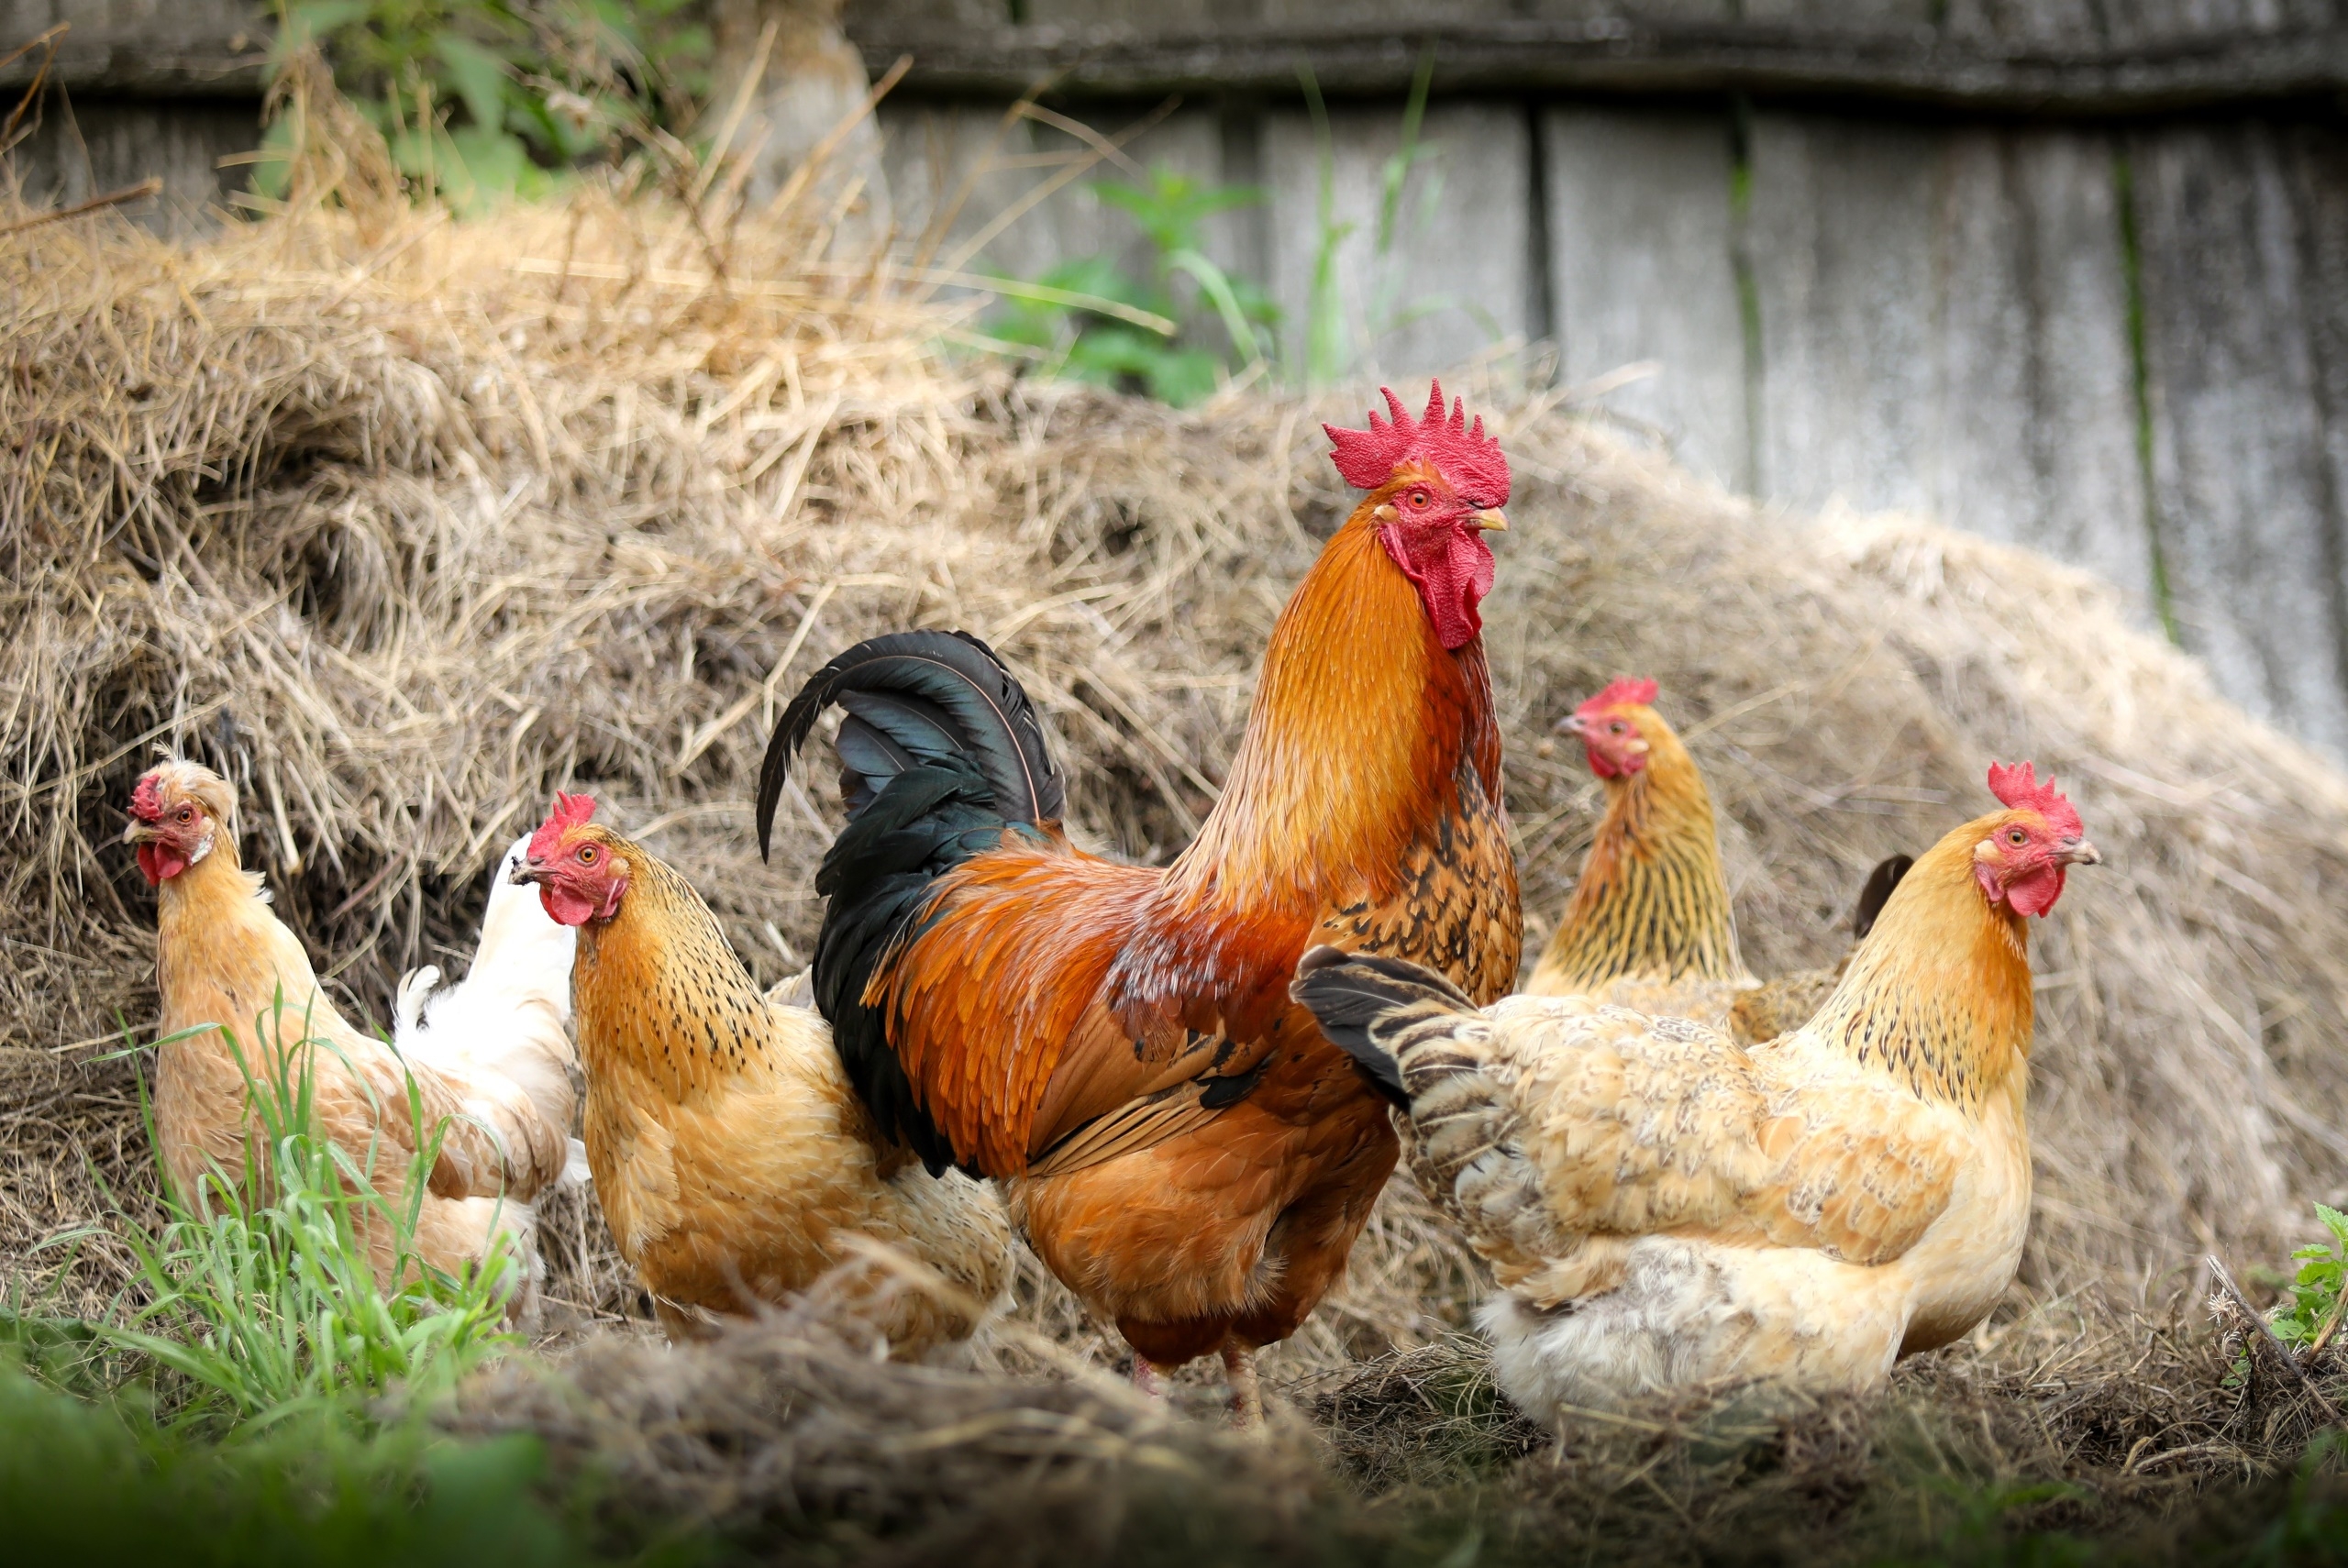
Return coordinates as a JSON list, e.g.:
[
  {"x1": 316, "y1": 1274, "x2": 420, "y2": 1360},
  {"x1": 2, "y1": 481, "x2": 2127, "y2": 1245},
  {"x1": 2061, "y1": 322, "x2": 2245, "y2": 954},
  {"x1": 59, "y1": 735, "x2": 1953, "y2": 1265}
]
[
  {"x1": 1131, "y1": 1356, "x2": 1168, "y2": 1399},
  {"x1": 1221, "y1": 1344, "x2": 1262, "y2": 1427}
]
